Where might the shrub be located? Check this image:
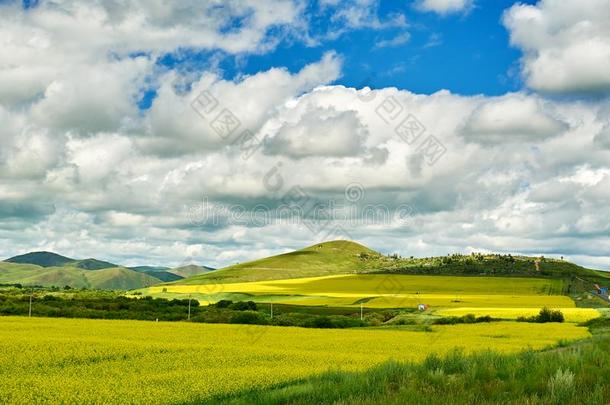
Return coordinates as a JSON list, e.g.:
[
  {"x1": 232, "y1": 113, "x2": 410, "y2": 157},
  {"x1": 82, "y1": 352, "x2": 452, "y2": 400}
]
[
  {"x1": 229, "y1": 311, "x2": 268, "y2": 325},
  {"x1": 518, "y1": 308, "x2": 565, "y2": 323},
  {"x1": 215, "y1": 300, "x2": 233, "y2": 308},
  {"x1": 229, "y1": 301, "x2": 257, "y2": 311}
]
